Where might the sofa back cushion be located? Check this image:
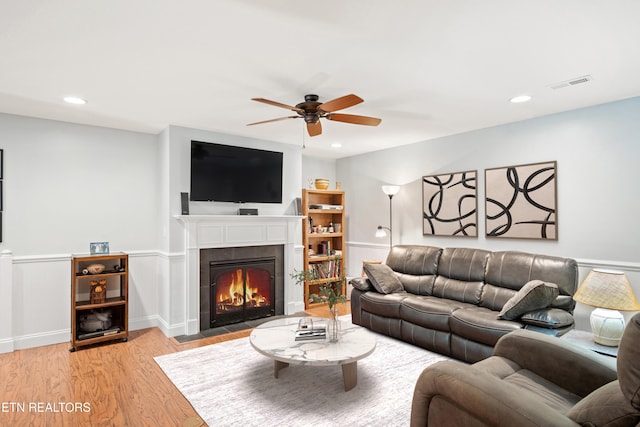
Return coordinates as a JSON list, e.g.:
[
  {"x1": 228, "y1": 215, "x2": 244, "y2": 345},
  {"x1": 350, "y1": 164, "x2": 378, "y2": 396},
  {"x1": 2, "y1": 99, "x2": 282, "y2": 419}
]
[
  {"x1": 386, "y1": 245, "x2": 442, "y2": 295},
  {"x1": 432, "y1": 248, "x2": 490, "y2": 304},
  {"x1": 618, "y1": 312, "x2": 640, "y2": 410},
  {"x1": 482, "y1": 251, "x2": 578, "y2": 311}
]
